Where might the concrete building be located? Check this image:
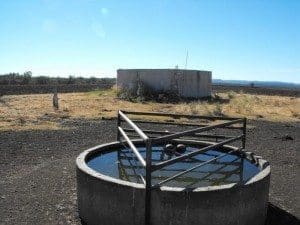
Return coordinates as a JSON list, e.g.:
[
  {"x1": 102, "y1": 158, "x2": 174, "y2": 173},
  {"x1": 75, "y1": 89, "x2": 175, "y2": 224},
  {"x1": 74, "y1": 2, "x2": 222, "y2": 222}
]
[{"x1": 117, "y1": 69, "x2": 212, "y2": 98}]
